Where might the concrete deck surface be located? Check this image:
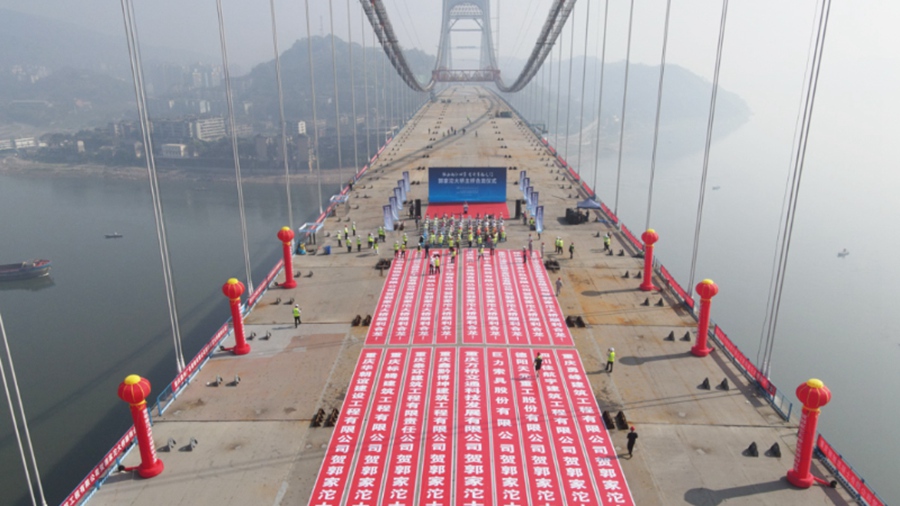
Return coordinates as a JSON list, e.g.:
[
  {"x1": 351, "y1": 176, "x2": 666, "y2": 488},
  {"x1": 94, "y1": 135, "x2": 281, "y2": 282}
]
[{"x1": 91, "y1": 86, "x2": 853, "y2": 506}]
